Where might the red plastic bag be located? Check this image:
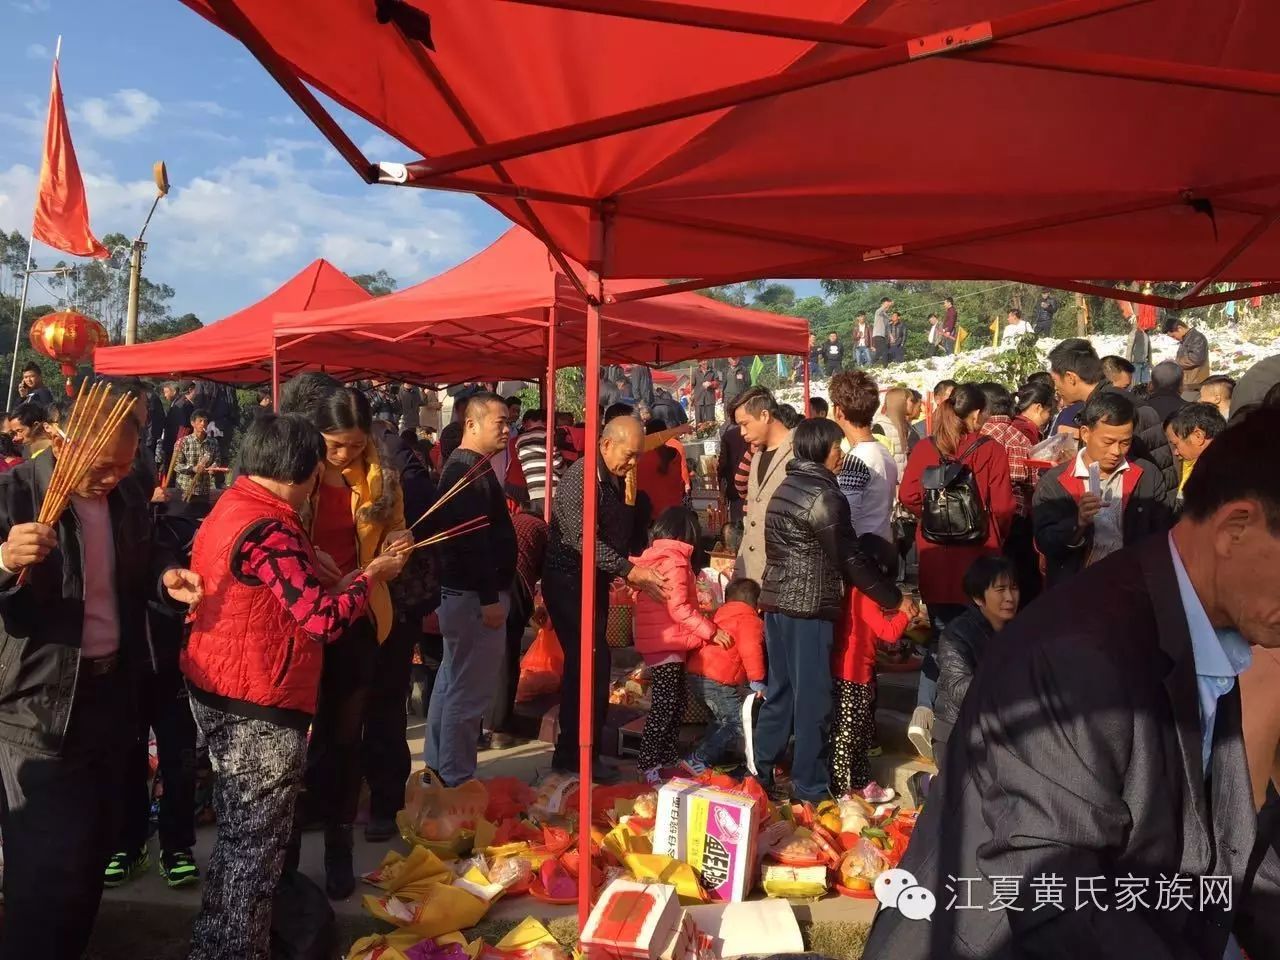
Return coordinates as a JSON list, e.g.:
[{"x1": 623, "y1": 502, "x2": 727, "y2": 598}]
[
  {"x1": 694, "y1": 771, "x2": 769, "y2": 819},
  {"x1": 484, "y1": 777, "x2": 536, "y2": 822},
  {"x1": 516, "y1": 626, "x2": 563, "y2": 702}
]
